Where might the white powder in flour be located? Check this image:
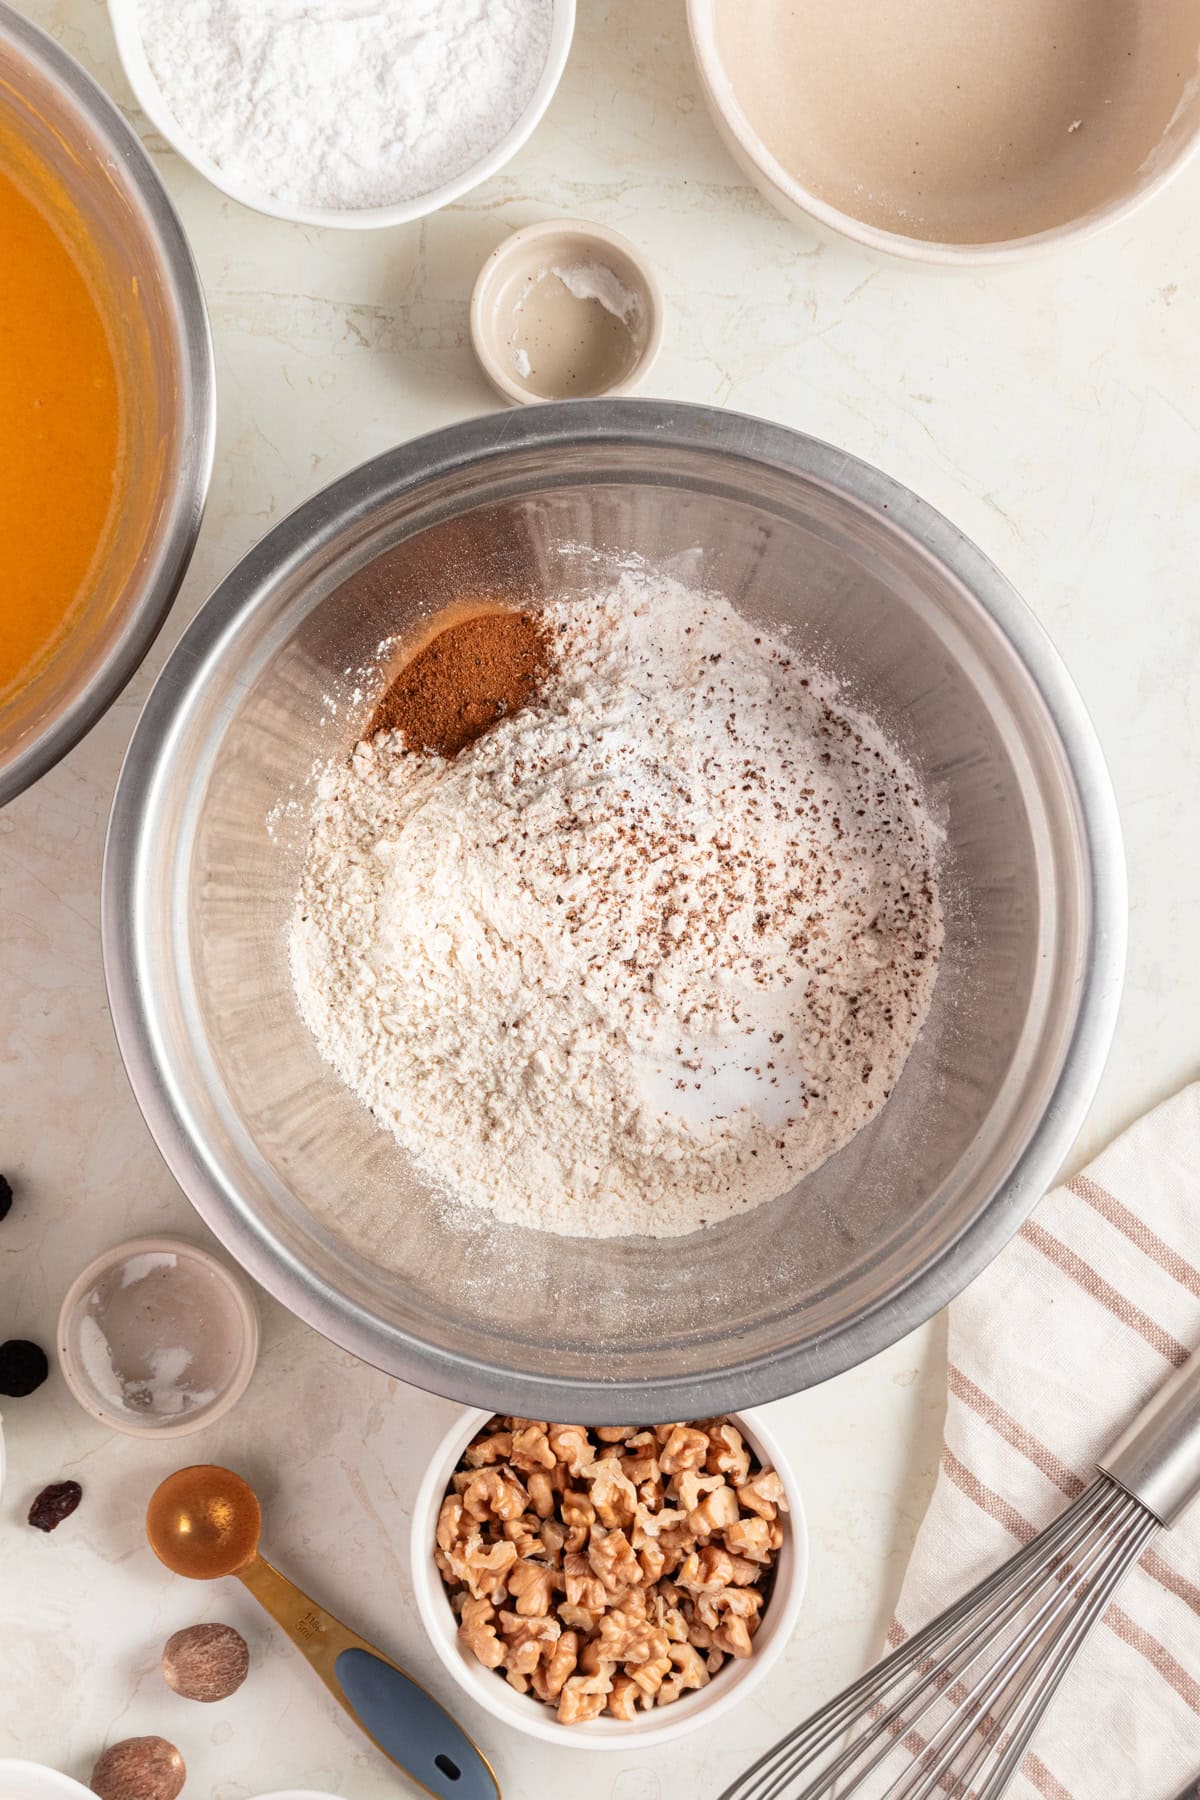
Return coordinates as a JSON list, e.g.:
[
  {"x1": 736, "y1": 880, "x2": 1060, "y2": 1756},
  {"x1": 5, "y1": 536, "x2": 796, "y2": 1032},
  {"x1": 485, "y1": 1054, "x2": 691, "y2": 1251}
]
[
  {"x1": 290, "y1": 573, "x2": 943, "y2": 1238},
  {"x1": 136, "y1": 0, "x2": 554, "y2": 211}
]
